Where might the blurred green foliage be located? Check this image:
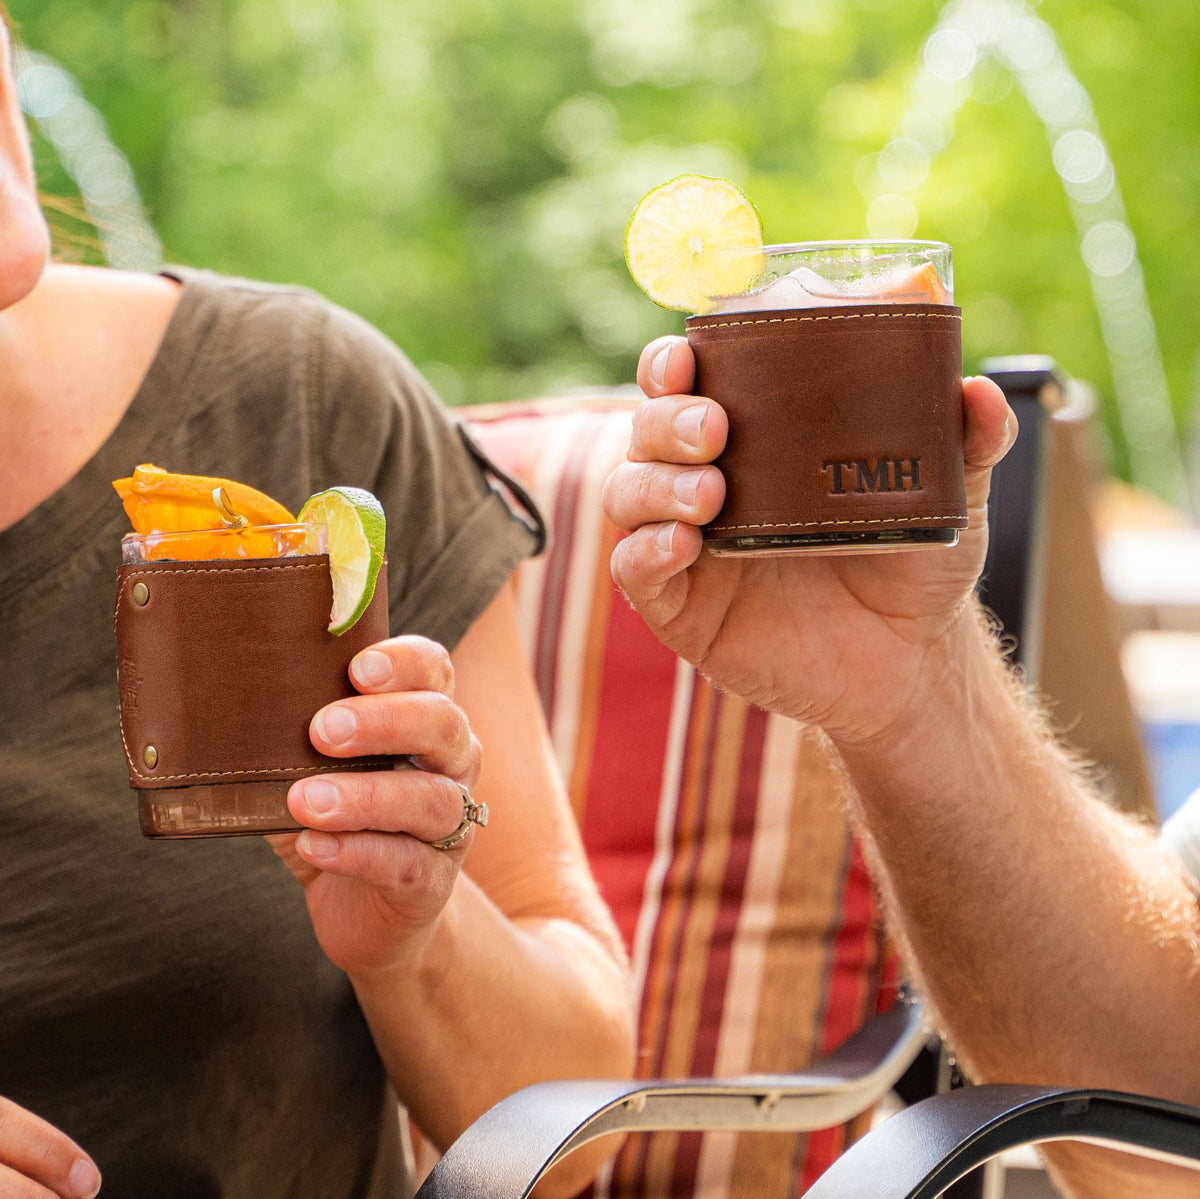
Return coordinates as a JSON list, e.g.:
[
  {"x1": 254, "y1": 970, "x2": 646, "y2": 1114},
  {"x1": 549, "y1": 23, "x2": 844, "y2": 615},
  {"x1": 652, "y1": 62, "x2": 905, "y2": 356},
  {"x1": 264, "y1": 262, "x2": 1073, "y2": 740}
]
[{"x1": 9, "y1": 0, "x2": 1200, "y2": 479}]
